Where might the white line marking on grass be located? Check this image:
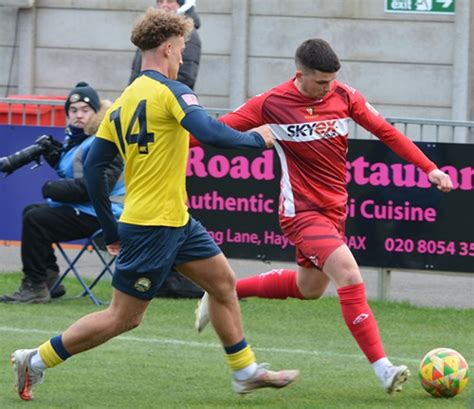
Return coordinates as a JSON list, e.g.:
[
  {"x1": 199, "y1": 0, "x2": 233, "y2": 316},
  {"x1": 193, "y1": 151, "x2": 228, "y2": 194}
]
[{"x1": 0, "y1": 326, "x2": 420, "y2": 364}]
